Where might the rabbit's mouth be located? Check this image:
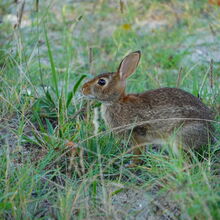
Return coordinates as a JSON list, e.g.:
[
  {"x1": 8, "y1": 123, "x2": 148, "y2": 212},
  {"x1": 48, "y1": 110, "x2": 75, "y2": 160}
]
[{"x1": 84, "y1": 94, "x2": 96, "y2": 100}]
